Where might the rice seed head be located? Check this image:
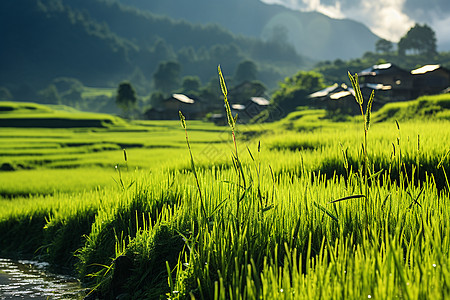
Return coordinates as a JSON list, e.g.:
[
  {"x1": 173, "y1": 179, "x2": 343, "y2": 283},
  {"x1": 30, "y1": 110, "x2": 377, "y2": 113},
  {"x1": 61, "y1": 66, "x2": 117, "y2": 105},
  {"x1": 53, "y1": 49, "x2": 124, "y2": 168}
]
[
  {"x1": 348, "y1": 72, "x2": 363, "y2": 105},
  {"x1": 179, "y1": 110, "x2": 186, "y2": 129},
  {"x1": 365, "y1": 90, "x2": 375, "y2": 130},
  {"x1": 218, "y1": 65, "x2": 235, "y2": 128},
  {"x1": 218, "y1": 65, "x2": 228, "y2": 97}
]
